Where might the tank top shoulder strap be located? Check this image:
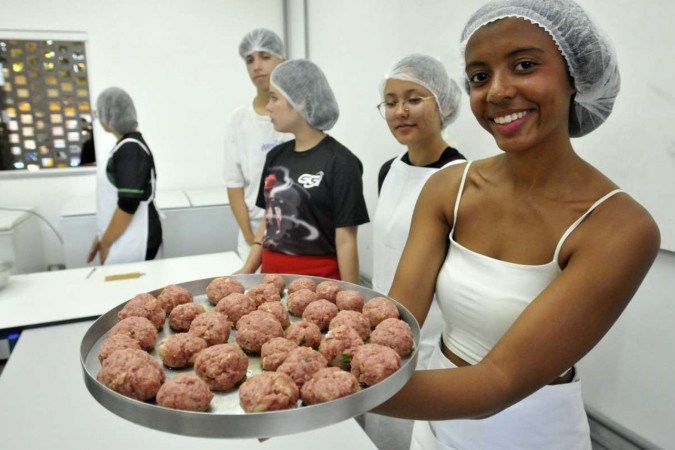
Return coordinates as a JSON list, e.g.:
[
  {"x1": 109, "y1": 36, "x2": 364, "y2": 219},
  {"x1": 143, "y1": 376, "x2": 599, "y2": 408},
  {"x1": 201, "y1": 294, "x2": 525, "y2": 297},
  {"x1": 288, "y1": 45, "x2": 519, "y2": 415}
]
[
  {"x1": 451, "y1": 161, "x2": 472, "y2": 233},
  {"x1": 552, "y1": 189, "x2": 624, "y2": 262}
]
